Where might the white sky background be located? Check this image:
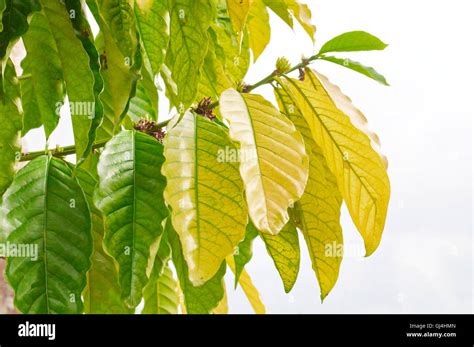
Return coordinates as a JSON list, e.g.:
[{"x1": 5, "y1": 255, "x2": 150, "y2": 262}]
[{"x1": 20, "y1": 0, "x2": 473, "y2": 313}]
